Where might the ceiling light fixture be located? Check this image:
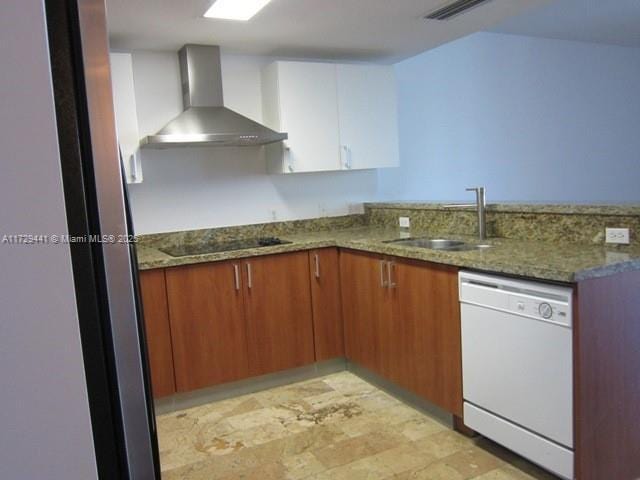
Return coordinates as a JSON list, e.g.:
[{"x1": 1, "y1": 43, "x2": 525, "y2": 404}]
[{"x1": 204, "y1": 0, "x2": 272, "y2": 21}]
